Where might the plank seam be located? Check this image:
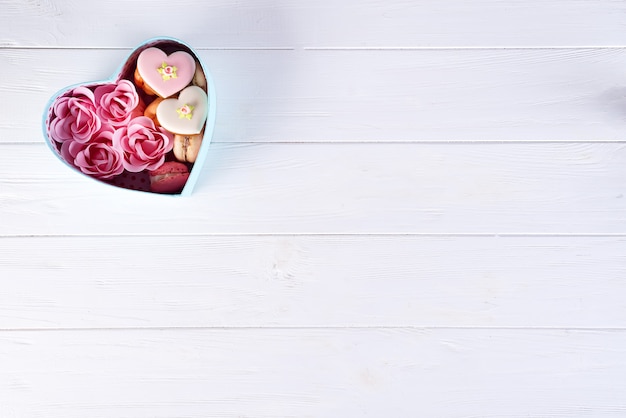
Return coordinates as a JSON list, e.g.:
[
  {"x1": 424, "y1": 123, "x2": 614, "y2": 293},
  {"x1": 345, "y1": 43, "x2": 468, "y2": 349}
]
[
  {"x1": 6, "y1": 140, "x2": 626, "y2": 145},
  {"x1": 3, "y1": 46, "x2": 626, "y2": 51},
  {"x1": 0, "y1": 46, "x2": 296, "y2": 51},
  {"x1": 1, "y1": 233, "x2": 625, "y2": 239},
  {"x1": 304, "y1": 46, "x2": 626, "y2": 50},
  {"x1": 1, "y1": 326, "x2": 626, "y2": 332}
]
